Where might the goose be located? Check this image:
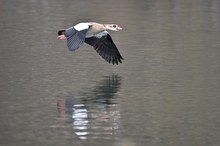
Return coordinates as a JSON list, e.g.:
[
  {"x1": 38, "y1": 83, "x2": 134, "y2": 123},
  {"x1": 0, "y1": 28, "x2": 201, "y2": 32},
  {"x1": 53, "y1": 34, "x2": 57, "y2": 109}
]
[{"x1": 57, "y1": 22, "x2": 124, "y2": 65}]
